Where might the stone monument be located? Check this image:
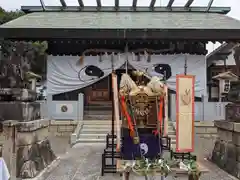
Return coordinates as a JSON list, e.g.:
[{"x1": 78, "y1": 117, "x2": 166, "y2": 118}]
[
  {"x1": 0, "y1": 41, "x2": 56, "y2": 178},
  {"x1": 211, "y1": 45, "x2": 240, "y2": 179},
  {"x1": 225, "y1": 45, "x2": 240, "y2": 122}
]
